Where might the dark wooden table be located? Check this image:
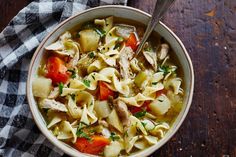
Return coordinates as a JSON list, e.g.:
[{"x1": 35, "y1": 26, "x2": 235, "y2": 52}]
[{"x1": 1, "y1": 0, "x2": 236, "y2": 156}]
